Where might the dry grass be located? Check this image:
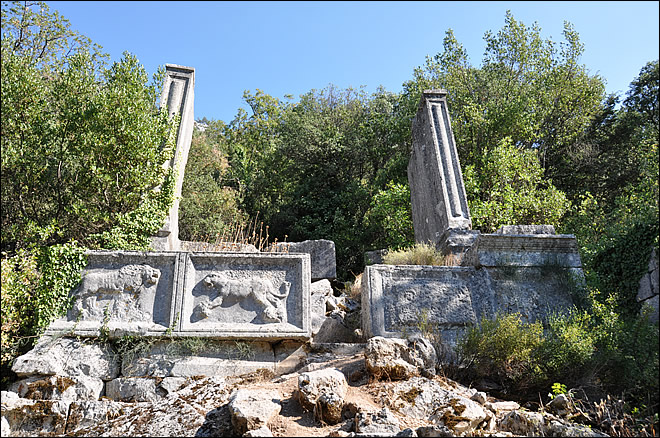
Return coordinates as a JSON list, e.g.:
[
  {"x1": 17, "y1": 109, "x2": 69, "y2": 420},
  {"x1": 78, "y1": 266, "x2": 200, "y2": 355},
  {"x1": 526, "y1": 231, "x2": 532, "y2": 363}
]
[
  {"x1": 382, "y1": 243, "x2": 459, "y2": 266},
  {"x1": 183, "y1": 214, "x2": 288, "y2": 253}
]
